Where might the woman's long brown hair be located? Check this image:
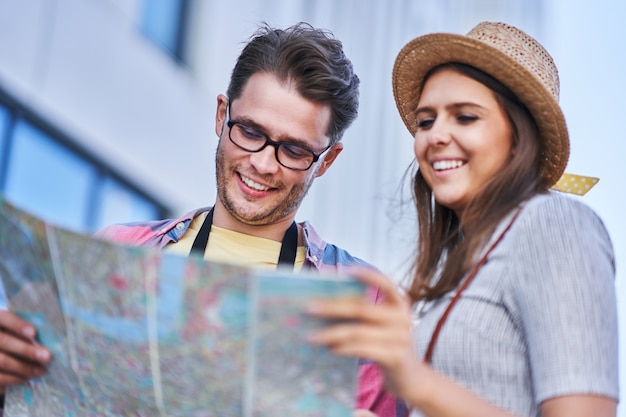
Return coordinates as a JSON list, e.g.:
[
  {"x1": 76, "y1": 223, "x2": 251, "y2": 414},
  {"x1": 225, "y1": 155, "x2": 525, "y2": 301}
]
[{"x1": 407, "y1": 63, "x2": 548, "y2": 304}]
